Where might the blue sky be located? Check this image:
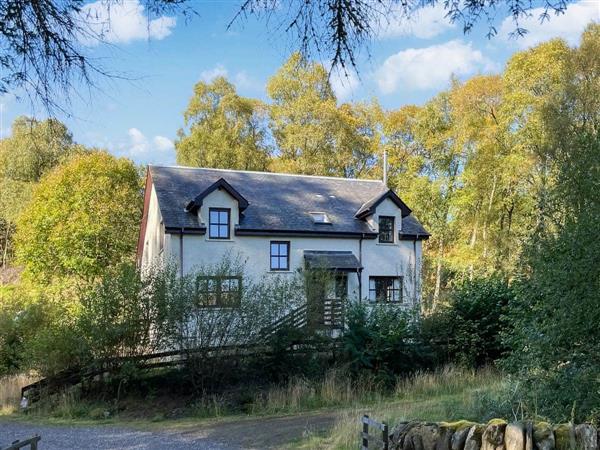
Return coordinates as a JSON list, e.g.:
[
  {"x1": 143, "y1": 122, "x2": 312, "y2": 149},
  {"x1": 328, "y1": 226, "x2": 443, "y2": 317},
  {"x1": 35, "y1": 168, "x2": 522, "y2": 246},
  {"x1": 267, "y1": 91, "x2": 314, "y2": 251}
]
[{"x1": 1, "y1": 0, "x2": 599, "y2": 166}]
